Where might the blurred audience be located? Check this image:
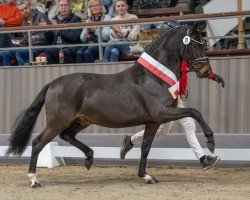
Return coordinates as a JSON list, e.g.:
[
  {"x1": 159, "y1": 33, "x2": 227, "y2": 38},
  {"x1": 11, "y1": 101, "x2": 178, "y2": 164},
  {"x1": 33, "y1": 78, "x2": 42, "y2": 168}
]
[
  {"x1": 0, "y1": 0, "x2": 23, "y2": 66},
  {"x1": 14, "y1": 0, "x2": 52, "y2": 66},
  {"x1": 71, "y1": 0, "x2": 88, "y2": 21},
  {"x1": 103, "y1": 0, "x2": 139, "y2": 62},
  {"x1": 188, "y1": 0, "x2": 210, "y2": 14},
  {"x1": 44, "y1": 0, "x2": 82, "y2": 64},
  {"x1": 0, "y1": 0, "x2": 23, "y2": 48},
  {"x1": 35, "y1": 0, "x2": 59, "y2": 20},
  {"x1": 168, "y1": 0, "x2": 178, "y2": 7},
  {"x1": 76, "y1": 0, "x2": 111, "y2": 63}
]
